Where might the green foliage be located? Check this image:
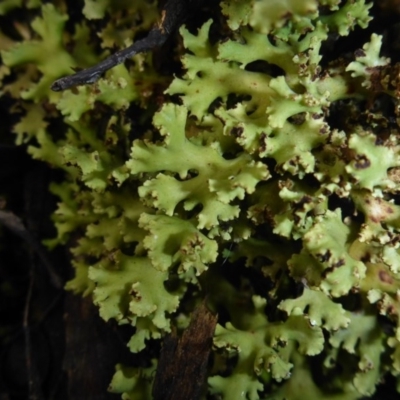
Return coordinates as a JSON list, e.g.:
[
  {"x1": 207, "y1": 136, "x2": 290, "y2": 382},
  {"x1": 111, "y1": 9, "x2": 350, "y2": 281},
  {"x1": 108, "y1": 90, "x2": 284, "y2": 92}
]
[
  {"x1": 279, "y1": 288, "x2": 350, "y2": 331},
  {"x1": 2, "y1": 0, "x2": 400, "y2": 399},
  {"x1": 209, "y1": 296, "x2": 324, "y2": 399},
  {"x1": 89, "y1": 252, "x2": 180, "y2": 351},
  {"x1": 128, "y1": 103, "x2": 269, "y2": 230},
  {"x1": 108, "y1": 362, "x2": 156, "y2": 399},
  {"x1": 289, "y1": 209, "x2": 366, "y2": 297},
  {"x1": 346, "y1": 34, "x2": 390, "y2": 87},
  {"x1": 1, "y1": 4, "x2": 76, "y2": 101}
]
